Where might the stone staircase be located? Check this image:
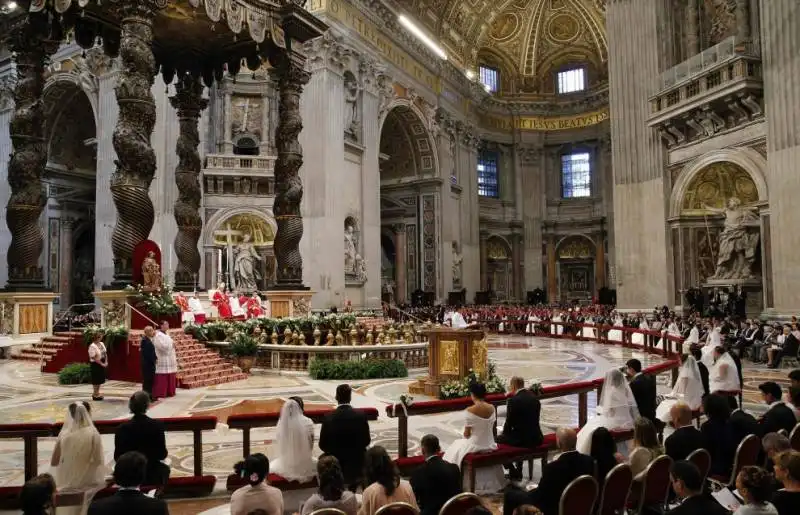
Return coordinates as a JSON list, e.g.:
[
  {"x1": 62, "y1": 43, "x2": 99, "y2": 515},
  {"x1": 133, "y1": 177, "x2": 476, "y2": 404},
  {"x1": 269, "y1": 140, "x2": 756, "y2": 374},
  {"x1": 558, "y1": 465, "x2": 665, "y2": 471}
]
[
  {"x1": 10, "y1": 331, "x2": 80, "y2": 363},
  {"x1": 131, "y1": 330, "x2": 247, "y2": 389}
]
